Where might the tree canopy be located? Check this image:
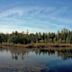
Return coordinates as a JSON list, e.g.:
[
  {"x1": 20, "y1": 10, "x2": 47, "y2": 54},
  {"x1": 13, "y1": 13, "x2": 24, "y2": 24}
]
[{"x1": 0, "y1": 28, "x2": 72, "y2": 44}]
